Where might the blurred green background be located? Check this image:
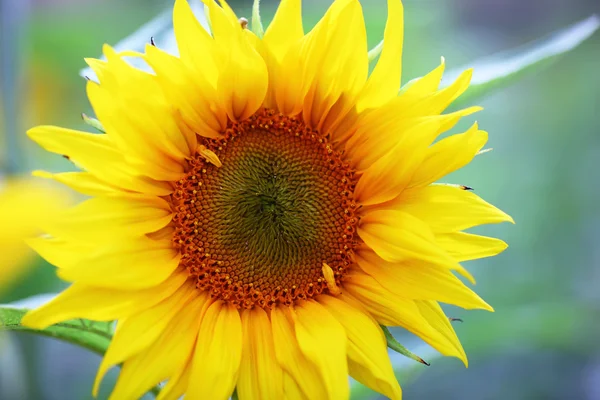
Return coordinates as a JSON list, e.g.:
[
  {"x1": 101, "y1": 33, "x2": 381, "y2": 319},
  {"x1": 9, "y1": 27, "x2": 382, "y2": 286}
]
[{"x1": 1, "y1": 0, "x2": 599, "y2": 399}]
